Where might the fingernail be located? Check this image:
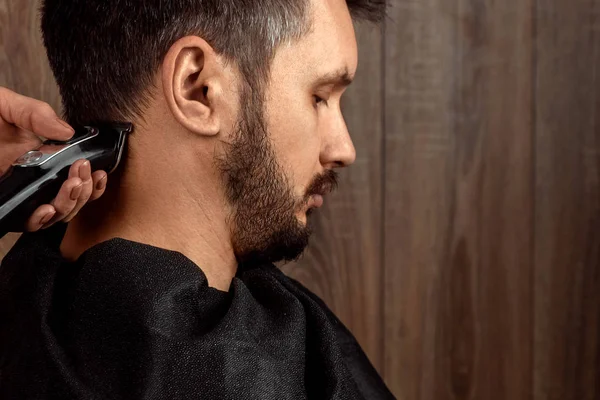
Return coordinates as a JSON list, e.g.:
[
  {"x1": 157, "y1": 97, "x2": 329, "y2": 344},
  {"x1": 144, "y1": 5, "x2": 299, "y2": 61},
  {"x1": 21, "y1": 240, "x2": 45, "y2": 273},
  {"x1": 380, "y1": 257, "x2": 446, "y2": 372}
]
[
  {"x1": 54, "y1": 118, "x2": 75, "y2": 134},
  {"x1": 96, "y1": 175, "x2": 107, "y2": 190},
  {"x1": 71, "y1": 183, "x2": 83, "y2": 200},
  {"x1": 40, "y1": 211, "x2": 55, "y2": 225},
  {"x1": 80, "y1": 160, "x2": 90, "y2": 174}
]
